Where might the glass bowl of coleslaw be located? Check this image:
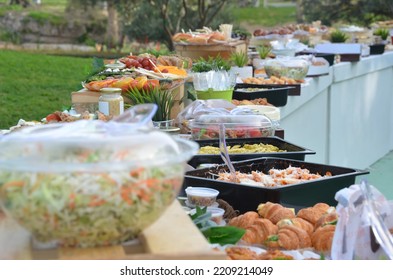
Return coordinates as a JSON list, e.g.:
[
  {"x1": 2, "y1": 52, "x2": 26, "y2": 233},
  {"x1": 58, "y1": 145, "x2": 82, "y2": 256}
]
[{"x1": 0, "y1": 120, "x2": 198, "y2": 248}]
